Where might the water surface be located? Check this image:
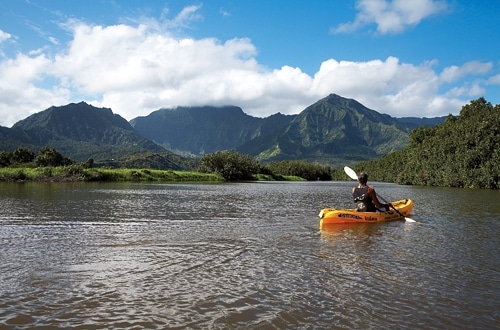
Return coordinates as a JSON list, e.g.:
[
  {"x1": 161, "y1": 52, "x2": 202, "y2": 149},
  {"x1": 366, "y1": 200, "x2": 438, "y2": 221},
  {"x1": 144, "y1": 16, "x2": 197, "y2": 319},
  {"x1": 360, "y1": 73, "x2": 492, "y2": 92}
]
[{"x1": 1, "y1": 181, "x2": 498, "y2": 329}]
